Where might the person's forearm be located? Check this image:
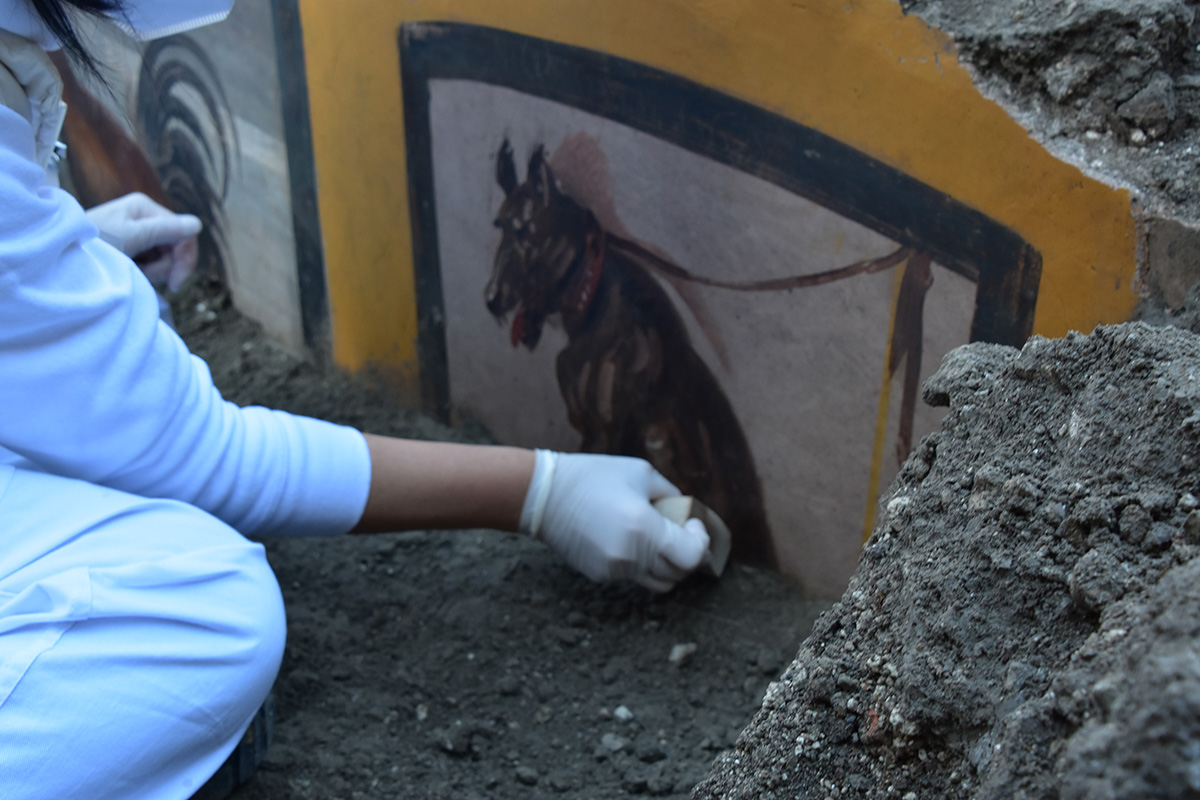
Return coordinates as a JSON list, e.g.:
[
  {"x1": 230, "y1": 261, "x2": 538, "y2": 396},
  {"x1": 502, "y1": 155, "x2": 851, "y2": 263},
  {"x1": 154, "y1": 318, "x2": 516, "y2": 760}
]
[{"x1": 350, "y1": 434, "x2": 536, "y2": 534}]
